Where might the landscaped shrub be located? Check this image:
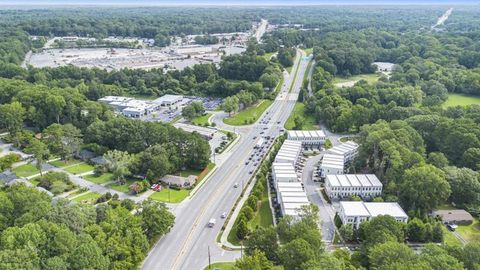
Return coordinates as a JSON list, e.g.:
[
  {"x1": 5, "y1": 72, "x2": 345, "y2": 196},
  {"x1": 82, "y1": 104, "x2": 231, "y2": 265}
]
[
  {"x1": 37, "y1": 171, "x2": 75, "y2": 195},
  {"x1": 242, "y1": 206, "x2": 254, "y2": 221},
  {"x1": 0, "y1": 153, "x2": 21, "y2": 170}
]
